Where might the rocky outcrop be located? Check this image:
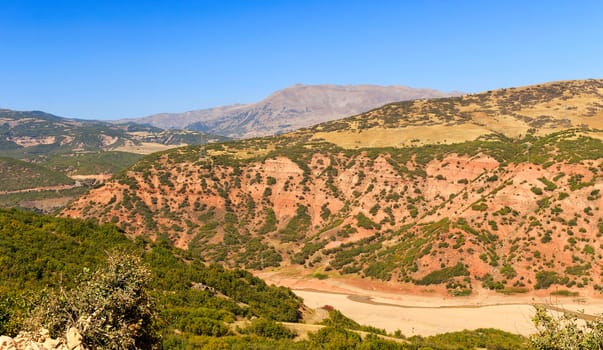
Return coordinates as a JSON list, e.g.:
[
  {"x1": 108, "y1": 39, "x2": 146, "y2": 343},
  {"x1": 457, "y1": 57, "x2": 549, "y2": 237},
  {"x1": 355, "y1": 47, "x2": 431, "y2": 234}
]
[{"x1": 0, "y1": 328, "x2": 84, "y2": 350}]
